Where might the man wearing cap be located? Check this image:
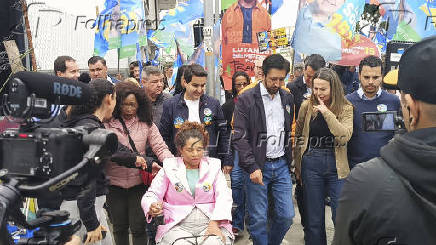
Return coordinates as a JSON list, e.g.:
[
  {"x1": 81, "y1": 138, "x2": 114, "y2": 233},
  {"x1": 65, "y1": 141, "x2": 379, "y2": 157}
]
[
  {"x1": 333, "y1": 36, "x2": 436, "y2": 244},
  {"x1": 346, "y1": 55, "x2": 401, "y2": 169}
]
